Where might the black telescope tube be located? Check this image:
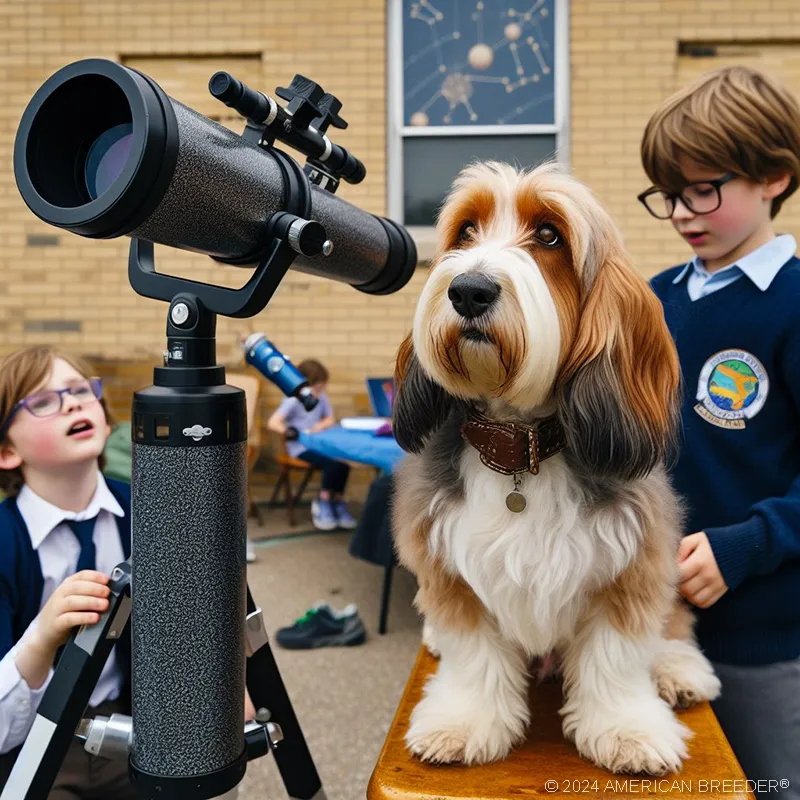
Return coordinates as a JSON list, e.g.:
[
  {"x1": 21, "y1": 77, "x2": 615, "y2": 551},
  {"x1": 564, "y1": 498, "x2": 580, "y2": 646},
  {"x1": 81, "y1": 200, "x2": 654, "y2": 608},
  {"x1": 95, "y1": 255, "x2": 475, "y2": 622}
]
[{"x1": 13, "y1": 58, "x2": 416, "y2": 295}]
